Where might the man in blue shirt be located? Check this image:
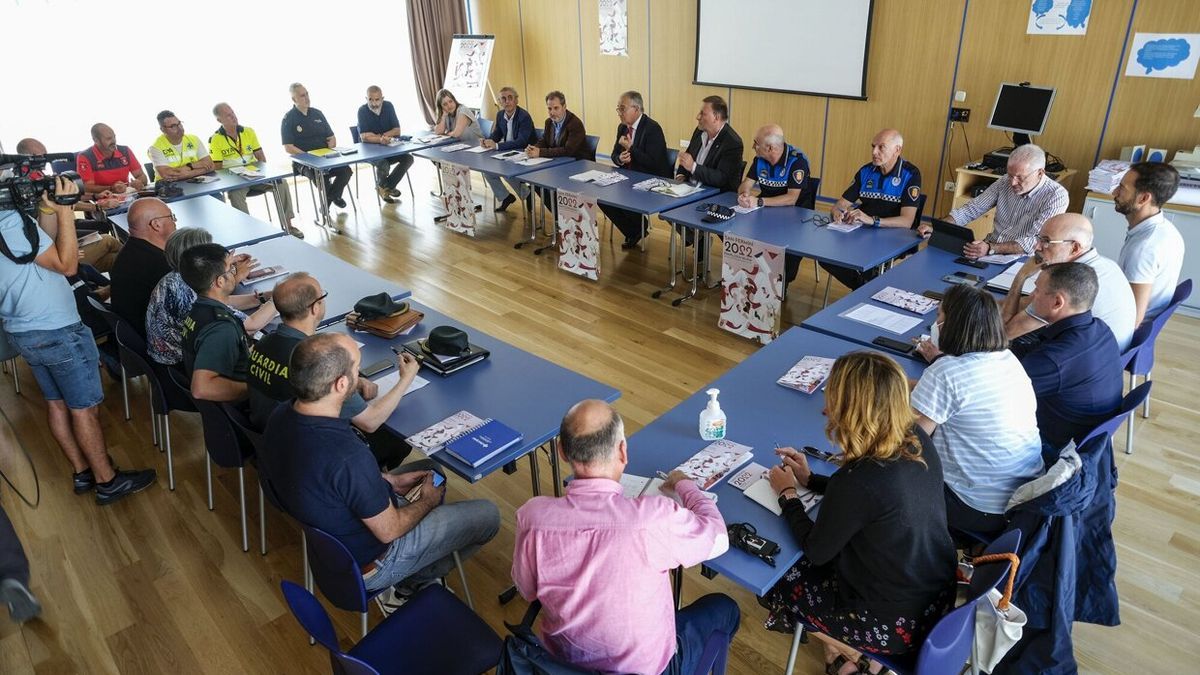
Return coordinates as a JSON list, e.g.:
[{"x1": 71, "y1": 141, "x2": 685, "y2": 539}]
[
  {"x1": 261, "y1": 332, "x2": 499, "y2": 608},
  {"x1": 0, "y1": 177, "x2": 155, "y2": 505},
  {"x1": 282, "y1": 83, "x2": 353, "y2": 209},
  {"x1": 737, "y1": 124, "x2": 814, "y2": 288},
  {"x1": 356, "y1": 86, "x2": 413, "y2": 205},
  {"x1": 1010, "y1": 262, "x2": 1123, "y2": 449},
  {"x1": 481, "y1": 86, "x2": 537, "y2": 212}
]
